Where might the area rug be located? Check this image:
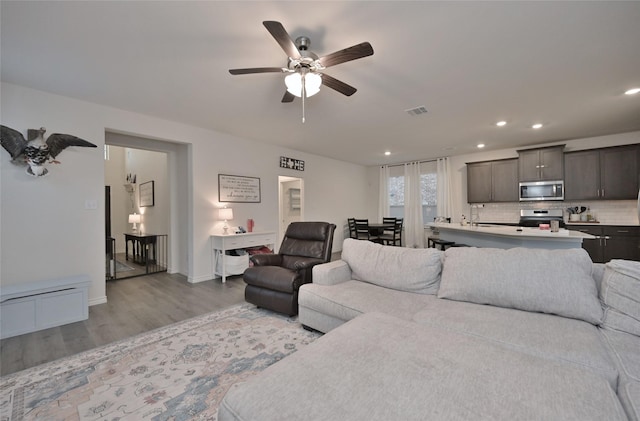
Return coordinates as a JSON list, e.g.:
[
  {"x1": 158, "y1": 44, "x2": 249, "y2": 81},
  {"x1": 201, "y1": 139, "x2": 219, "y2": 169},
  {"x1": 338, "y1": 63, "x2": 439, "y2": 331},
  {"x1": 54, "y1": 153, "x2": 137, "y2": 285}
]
[
  {"x1": 115, "y1": 259, "x2": 134, "y2": 272},
  {"x1": 0, "y1": 304, "x2": 320, "y2": 420}
]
